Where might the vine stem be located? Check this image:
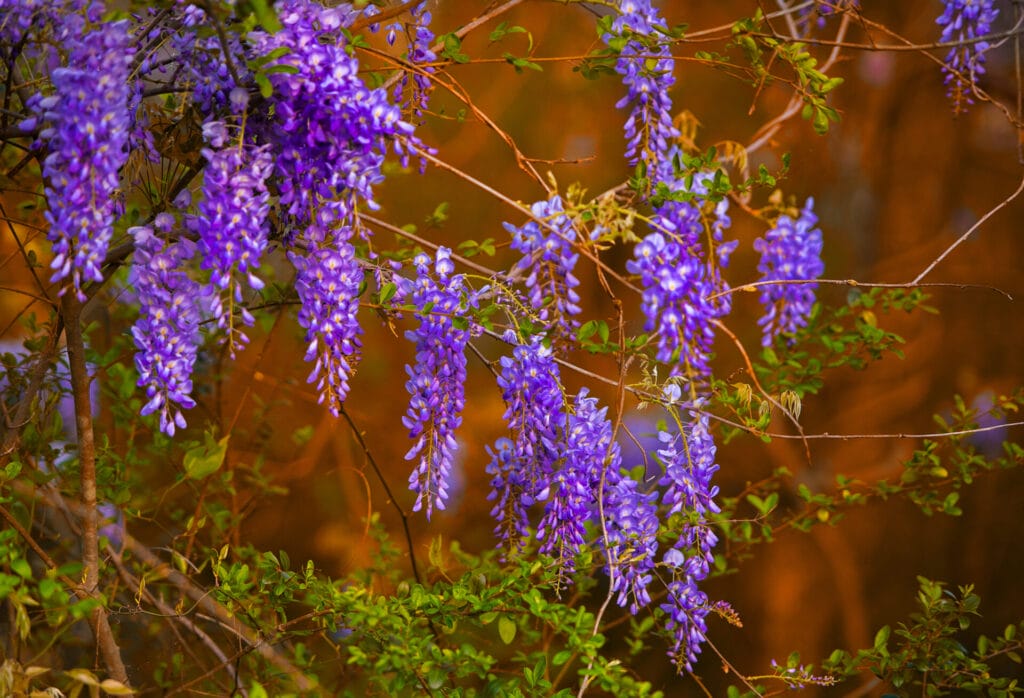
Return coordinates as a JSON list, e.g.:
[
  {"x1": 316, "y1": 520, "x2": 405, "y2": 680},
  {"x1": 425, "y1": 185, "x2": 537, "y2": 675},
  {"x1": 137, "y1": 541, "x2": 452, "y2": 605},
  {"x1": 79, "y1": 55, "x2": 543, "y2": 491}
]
[
  {"x1": 61, "y1": 294, "x2": 129, "y2": 684},
  {"x1": 912, "y1": 171, "x2": 1024, "y2": 284}
]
